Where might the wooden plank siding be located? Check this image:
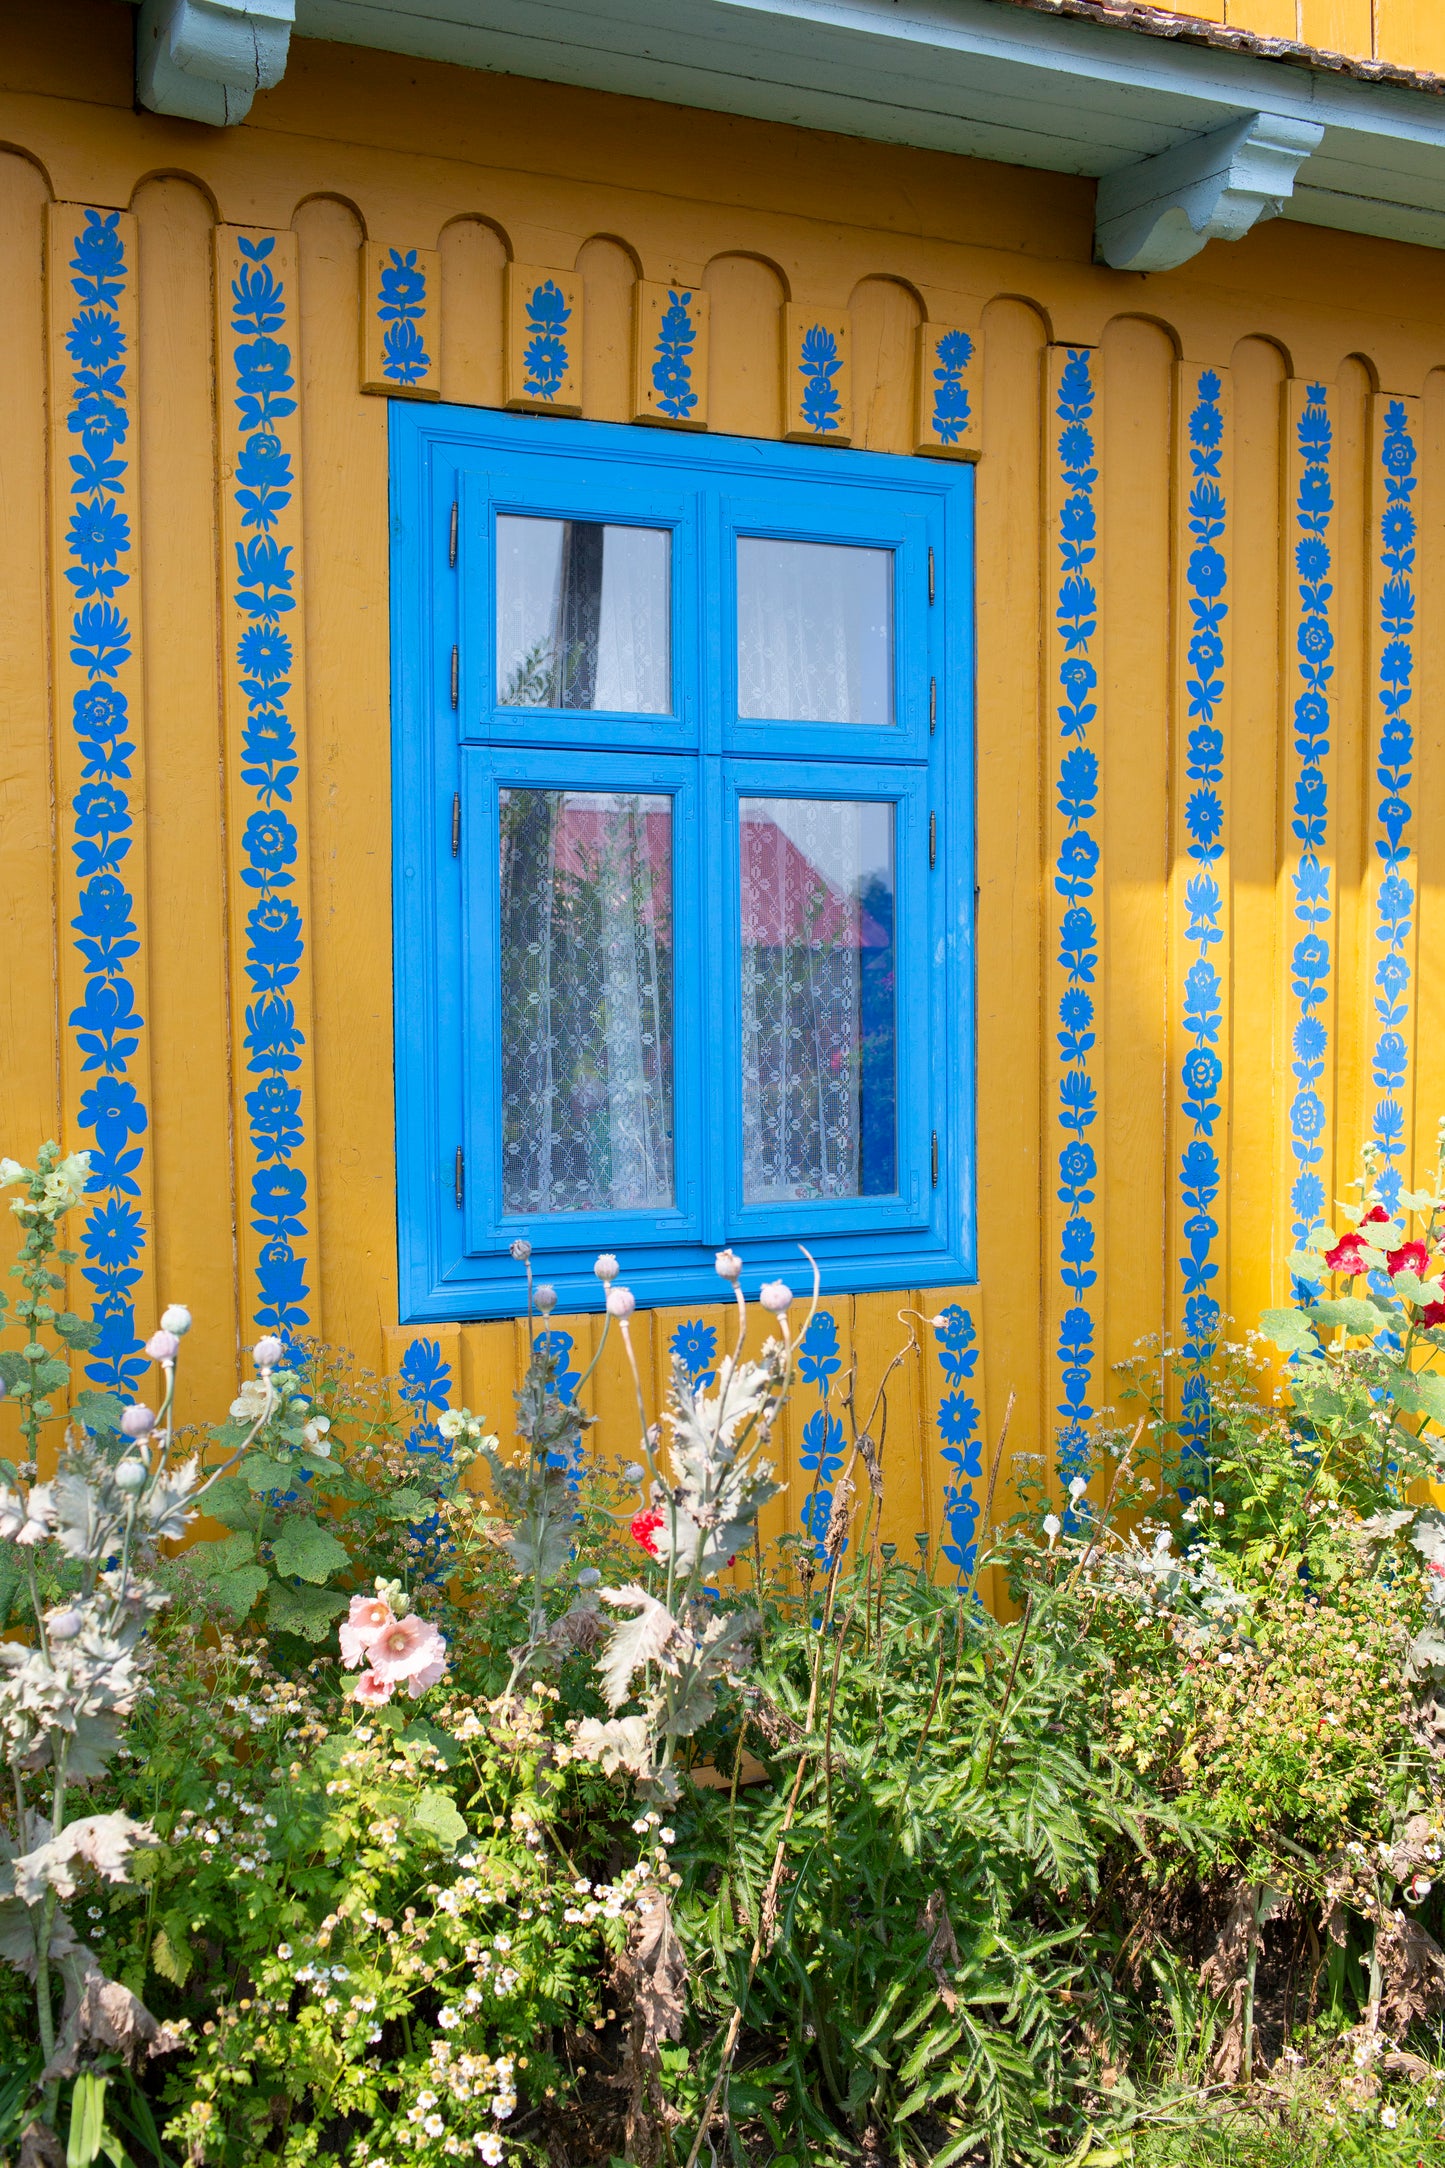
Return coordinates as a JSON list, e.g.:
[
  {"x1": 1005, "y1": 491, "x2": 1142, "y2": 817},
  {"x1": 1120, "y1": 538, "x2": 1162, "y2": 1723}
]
[{"x1": 2, "y1": 3, "x2": 1445, "y2": 1581}]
